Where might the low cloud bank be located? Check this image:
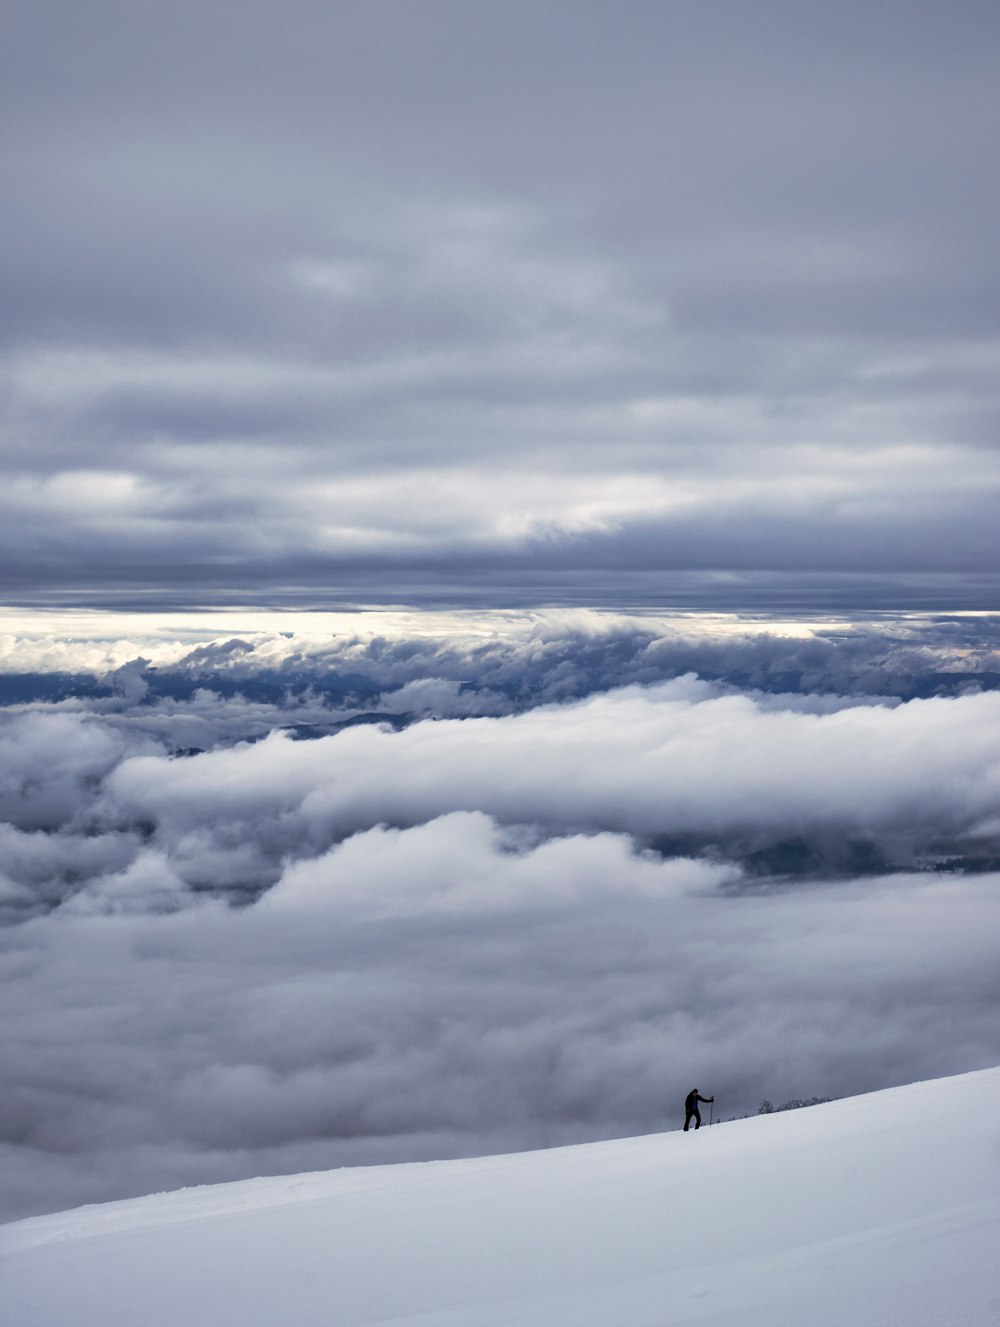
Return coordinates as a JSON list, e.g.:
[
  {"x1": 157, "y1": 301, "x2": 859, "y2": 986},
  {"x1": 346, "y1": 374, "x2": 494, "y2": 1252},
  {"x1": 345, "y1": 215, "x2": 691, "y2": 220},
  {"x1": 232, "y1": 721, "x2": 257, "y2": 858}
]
[
  {"x1": 108, "y1": 681, "x2": 1000, "y2": 881},
  {"x1": 3, "y1": 676, "x2": 999, "y2": 921}
]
